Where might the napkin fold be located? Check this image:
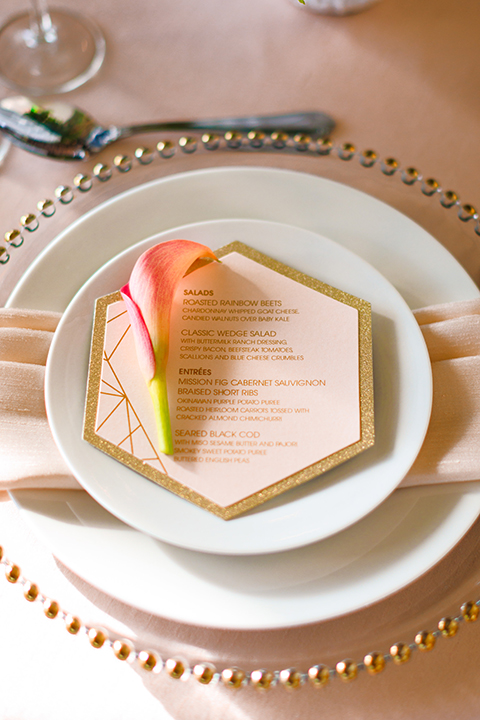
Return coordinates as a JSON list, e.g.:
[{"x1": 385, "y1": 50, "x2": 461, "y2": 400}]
[
  {"x1": 1, "y1": 300, "x2": 480, "y2": 493},
  {"x1": 0, "y1": 309, "x2": 78, "y2": 491},
  {"x1": 400, "y1": 298, "x2": 480, "y2": 487}
]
